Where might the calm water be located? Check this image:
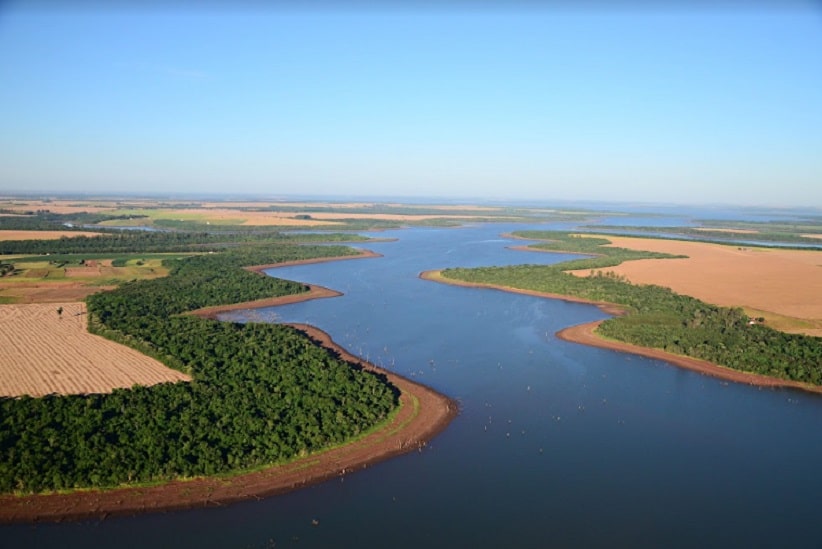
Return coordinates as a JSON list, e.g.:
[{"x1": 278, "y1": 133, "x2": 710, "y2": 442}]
[{"x1": 6, "y1": 223, "x2": 822, "y2": 548}]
